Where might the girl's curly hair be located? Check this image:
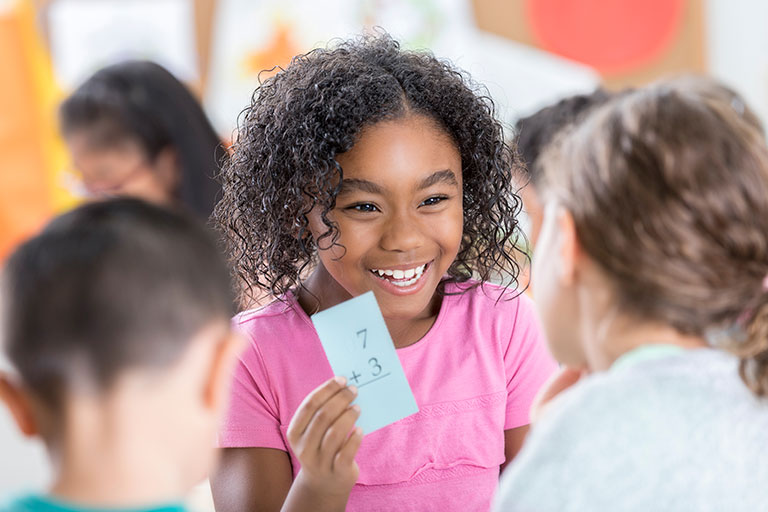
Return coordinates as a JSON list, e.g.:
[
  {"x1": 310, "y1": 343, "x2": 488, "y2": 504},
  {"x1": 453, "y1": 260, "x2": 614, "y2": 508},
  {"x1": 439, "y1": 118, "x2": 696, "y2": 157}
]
[{"x1": 214, "y1": 32, "x2": 525, "y2": 306}]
